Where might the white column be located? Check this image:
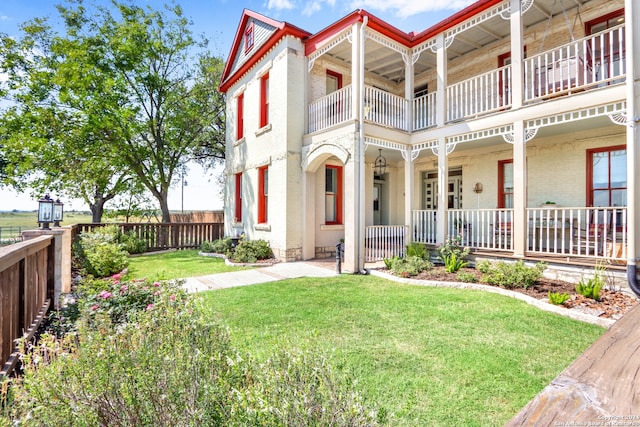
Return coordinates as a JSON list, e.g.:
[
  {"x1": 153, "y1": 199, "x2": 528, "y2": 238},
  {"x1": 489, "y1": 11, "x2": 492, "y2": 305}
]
[
  {"x1": 435, "y1": 33, "x2": 448, "y2": 243},
  {"x1": 510, "y1": 0, "x2": 524, "y2": 109},
  {"x1": 301, "y1": 171, "x2": 315, "y2": 260},
  {"x1": 404, "y1": 153, "x2": 414, "y2": 244},
  {"x1": 512, "y1": 120, "x2": 527, "y2": 257},
  {"x1": 626, "y1": 0, "x2": 640, "y2": 270},
  {"x1": 405, "y1": 51, "x2": 414, "y2": 131}
]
